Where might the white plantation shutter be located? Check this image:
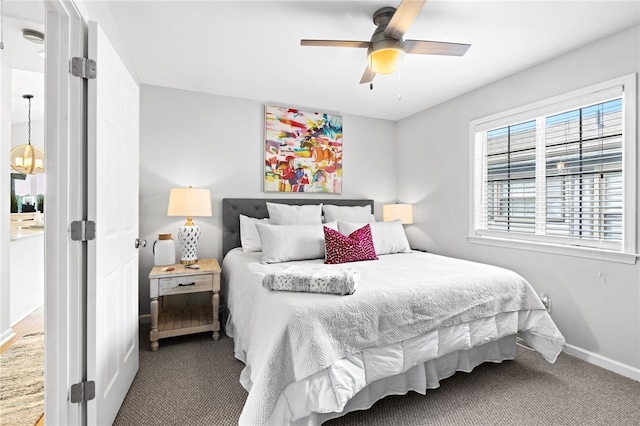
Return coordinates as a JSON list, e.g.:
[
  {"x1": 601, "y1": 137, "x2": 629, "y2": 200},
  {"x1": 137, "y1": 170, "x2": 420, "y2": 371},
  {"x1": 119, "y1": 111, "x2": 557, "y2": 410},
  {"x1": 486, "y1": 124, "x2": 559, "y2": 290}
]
[{"x1": 471, "y1": 75, "x2": 636, "y2": 258}]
